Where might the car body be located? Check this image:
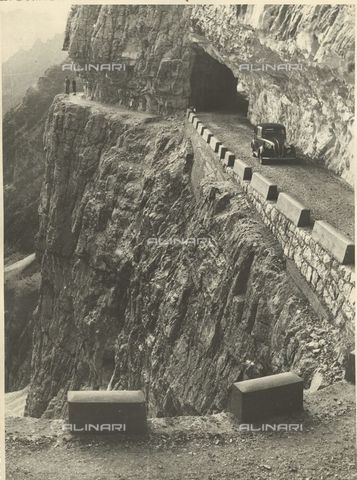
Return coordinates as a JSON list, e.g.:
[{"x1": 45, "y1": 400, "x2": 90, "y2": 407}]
[{"x1": 251, "y1": 123, "x2": 296, "y2": 164}]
